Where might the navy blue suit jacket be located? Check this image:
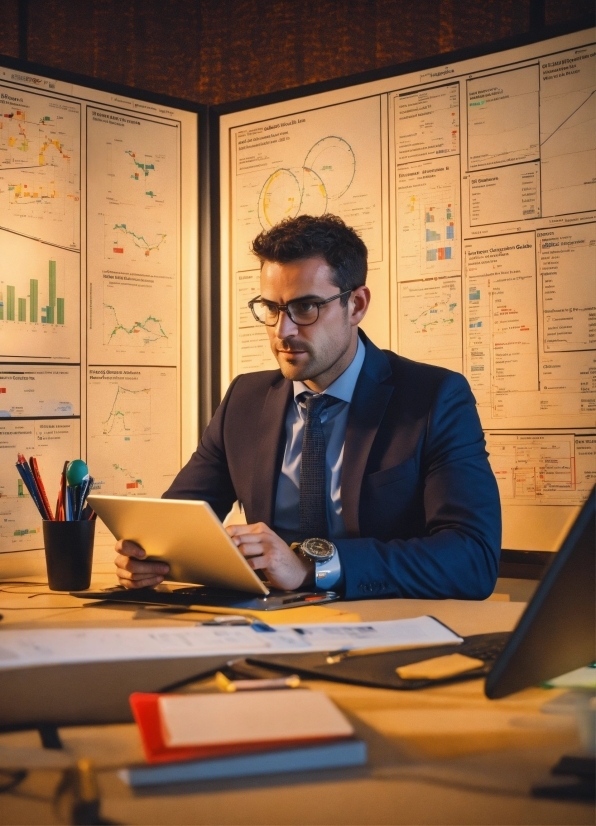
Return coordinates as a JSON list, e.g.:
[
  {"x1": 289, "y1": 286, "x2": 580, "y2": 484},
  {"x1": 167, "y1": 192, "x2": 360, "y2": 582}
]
[{"x1": 164, "y1": 333, "x2": 502, "y2": 600}]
